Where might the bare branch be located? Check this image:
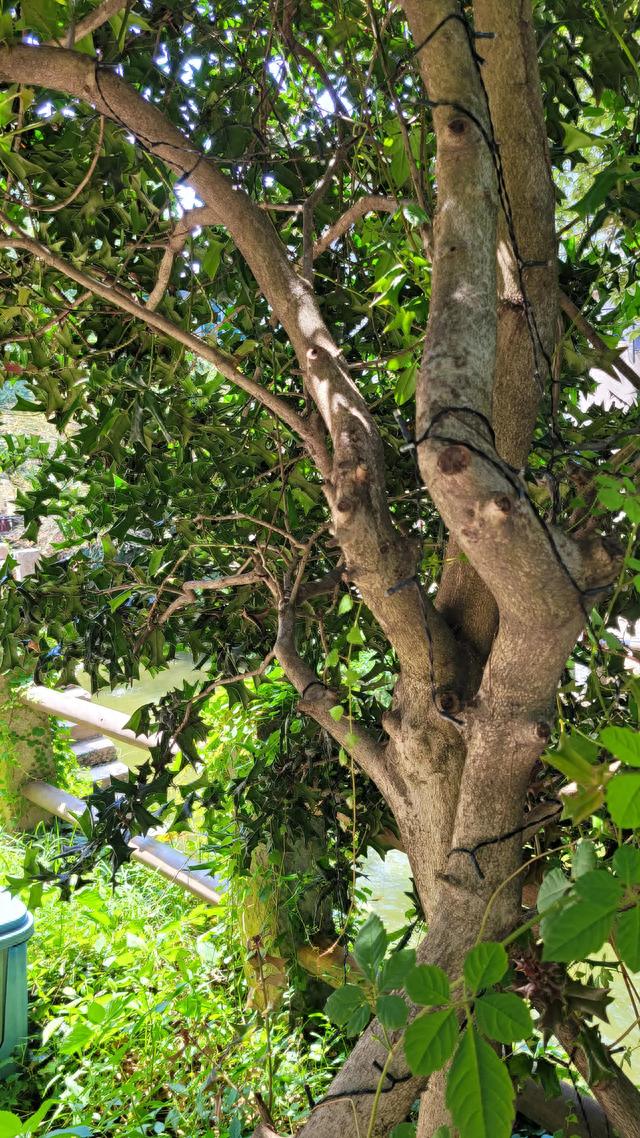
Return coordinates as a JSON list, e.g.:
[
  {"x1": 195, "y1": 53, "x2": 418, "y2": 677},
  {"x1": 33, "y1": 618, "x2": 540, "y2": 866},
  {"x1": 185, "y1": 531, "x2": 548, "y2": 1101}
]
[
  {"x1": 146, "y1": 207, "x2": 214, "y2": 311},
  {"x1": 560, "y1": 290, "x2": 640, "y2": 392},
  {"x1": 313, "y1": 195, "x2": 409, "y2": 260},
  {"x1": 158, "y1": 570, "x2": 268, "y2": 626},
  {"x1": 48, "y1": 0, "x2": 130, "y2": 47},
  {"x1": 275, "y1": 600, "x2": 387, "y2": 788}
]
